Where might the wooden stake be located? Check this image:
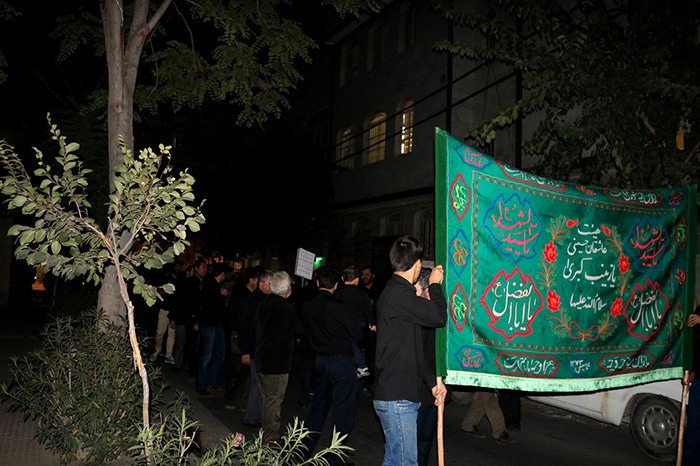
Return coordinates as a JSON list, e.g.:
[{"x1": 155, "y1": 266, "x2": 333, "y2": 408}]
[
  {"x1": 678, "y1": 372, "x2": 689, "y2": 466},
  {"x1": 438, "y1": 402, "x2": 445, "y2": 466}
]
